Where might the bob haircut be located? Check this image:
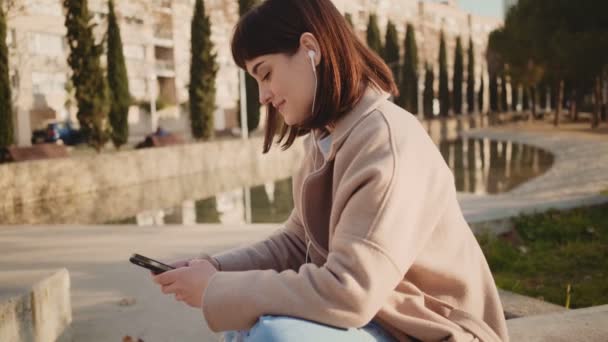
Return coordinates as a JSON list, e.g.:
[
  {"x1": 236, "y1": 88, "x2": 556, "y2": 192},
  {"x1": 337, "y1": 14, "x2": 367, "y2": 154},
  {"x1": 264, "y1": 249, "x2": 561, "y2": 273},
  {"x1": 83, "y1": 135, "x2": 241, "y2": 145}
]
[{"x1": 231, "y1": 0, "x2": 398, "y2": 153}]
